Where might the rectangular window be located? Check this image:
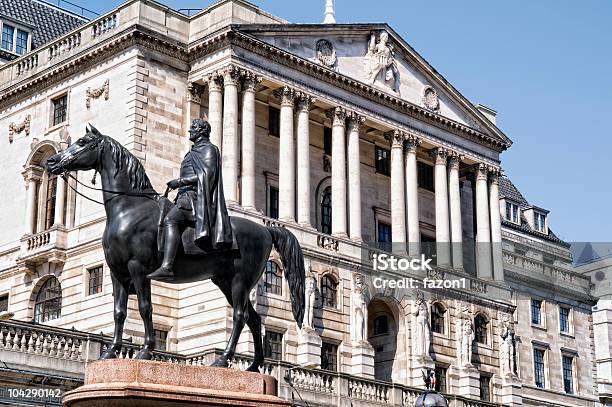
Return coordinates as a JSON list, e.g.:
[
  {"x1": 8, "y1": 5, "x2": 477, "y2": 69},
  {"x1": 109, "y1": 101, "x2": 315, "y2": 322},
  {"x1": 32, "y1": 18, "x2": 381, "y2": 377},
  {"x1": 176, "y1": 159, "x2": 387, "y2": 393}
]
[
  {"x1": 88, "y1": 266, "x2": 103, "y2": 296},
  {"x1": 559, "y1": 307, "x2": 570, "y2": 333},
  {"x1": 268, "y1": 106, "x2": 280, "y2": 137},
  {"x1": 434, "y1": 365, "x2": 447, "y2": 393},
  {"x1": 506, "y1": 202, "x2": 519, "y2": 223},
  {"x1": 377, "y1": 221, "x2": 392, "y2": 243},
  {"x1": 479, "y1": 375, "x2": 491, "y2": 401},
  {"x1": 375, "y1": 146, "x2": 390, "y2": 176},
  {"x1": 323, "y1": 126, "x2": 332, "y2": 155},
  {"x1": 44, "y1": 175, "x2": 58, "y2": 230},
  {"x1": 321, "y1": 341, "x2": 338, "y2": 372},
  {"x1": 52, "y1": 94, "x2": 68, "y2": 126},
  {"x1": 531, "y1": 299, "x2": 542, "y2": 325},
  {"x1": 269, "y1": 186, "x2": 279, "y2": 219},
  {"x1": 534, "y1": 212, "x2": 546, "y2": 232},
  {"x1": 417, "y1": 161, "x2": 434, "y2": 192},
  {"x1": 15, "y1": 29, "x2": 28, "y2": 55},
  {"x1": 562, "y1": 355, "x2": 574, "y2": 394},
  {"x1": 264, "y1": 331, "x2": 283, "y2": 360},
  {"x1": 2, "y1": 24, "x2": 14, "y2": 51},
  {"x1": 533, "y1": 348, "x2": 545, "y2": 388},
  {"x1": 0, "y1": 294, "x2": 8, "y2": 312},
  {"x1": 154, "y1": 329, "x2": 168, "y2": 351}
]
